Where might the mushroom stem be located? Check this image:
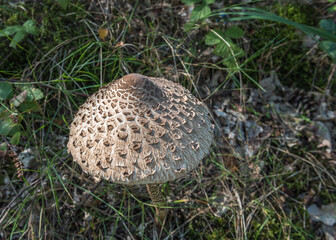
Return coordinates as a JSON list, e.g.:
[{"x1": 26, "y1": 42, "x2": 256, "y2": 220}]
[{"x1": 146, "y1": 184, "x2": 167, "y2": 225}]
